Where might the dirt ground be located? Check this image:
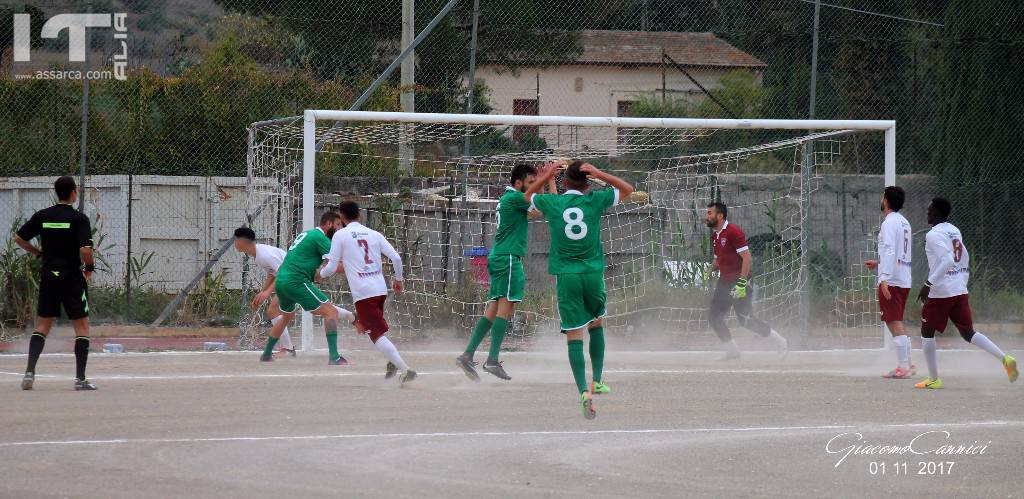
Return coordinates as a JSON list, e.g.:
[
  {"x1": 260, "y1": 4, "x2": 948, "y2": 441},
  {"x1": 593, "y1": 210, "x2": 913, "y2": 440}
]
[{"x1": 2, "y1": 346, "x2": 1022, "y2": 498}]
